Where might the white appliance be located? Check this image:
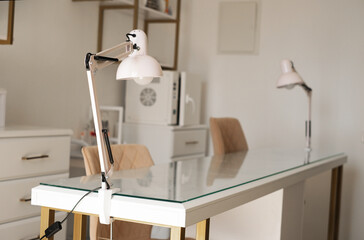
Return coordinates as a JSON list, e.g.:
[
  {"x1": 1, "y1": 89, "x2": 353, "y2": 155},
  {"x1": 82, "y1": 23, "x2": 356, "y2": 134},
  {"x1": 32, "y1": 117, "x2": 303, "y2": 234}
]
[{"x1": 125, "y1": 71, "x2": 201, "y2": 126}]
